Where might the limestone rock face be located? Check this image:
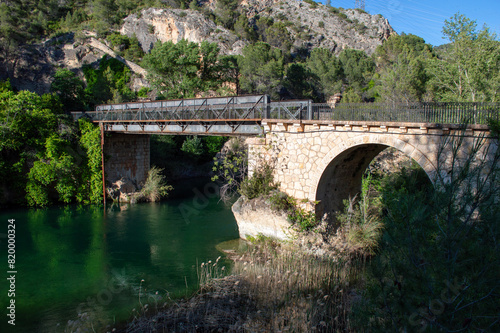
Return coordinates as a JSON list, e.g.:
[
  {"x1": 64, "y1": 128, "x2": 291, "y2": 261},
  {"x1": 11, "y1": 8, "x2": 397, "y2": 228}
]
[
  {"x1": 232, "y1": 196, "x2": 296, "y2": 240},
  {"x1": 1, "y1": 1, "x2": 395, "y2": 94},
  {"x1": 120, "y1": 2, "x2": 394, "y2": 56},
  {"x1": 120, "y1": 8, "x2": 245, "y2": 55},
  {"x1": 2, "y1": 33, "x2": 105, "y2": 94},
  {"x1": 237, "y1": 0, "x2": 394, "y2": 55},
  {"x1": 2, "y1": 32, "x2": 147, "y2": 95}
]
